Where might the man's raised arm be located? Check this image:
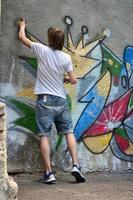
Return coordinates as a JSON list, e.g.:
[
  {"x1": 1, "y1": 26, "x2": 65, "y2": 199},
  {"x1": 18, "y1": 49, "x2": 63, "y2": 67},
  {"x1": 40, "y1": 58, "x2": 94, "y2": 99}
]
[{"x1": 18, "y1": 19, "x2": 32, "y2": 48}]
